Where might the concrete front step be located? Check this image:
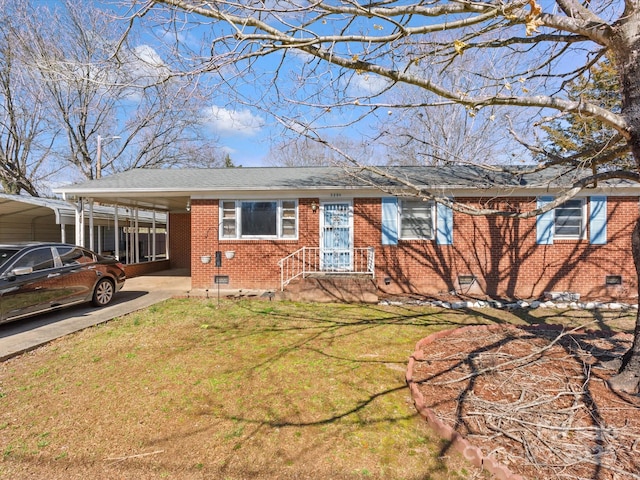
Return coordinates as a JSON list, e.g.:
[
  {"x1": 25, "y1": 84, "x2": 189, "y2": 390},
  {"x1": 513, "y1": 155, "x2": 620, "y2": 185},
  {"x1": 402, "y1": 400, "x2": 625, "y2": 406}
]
[{"x1": 276, "y1": 275, "x2": 378, "y2": 303}]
